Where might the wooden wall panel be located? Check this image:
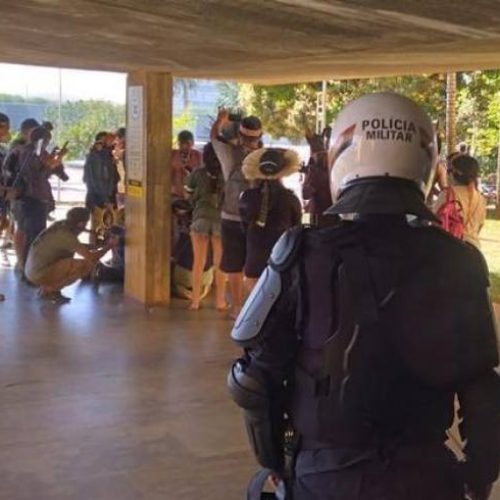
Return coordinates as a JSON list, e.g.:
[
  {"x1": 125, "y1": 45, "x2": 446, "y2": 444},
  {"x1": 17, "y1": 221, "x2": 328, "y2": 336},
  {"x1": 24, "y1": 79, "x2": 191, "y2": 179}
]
[{"x1": 125, "y1": 71, "x2": 172, "y2": 305}]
